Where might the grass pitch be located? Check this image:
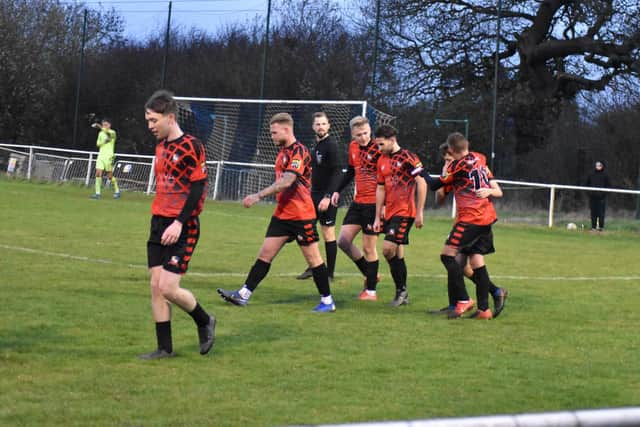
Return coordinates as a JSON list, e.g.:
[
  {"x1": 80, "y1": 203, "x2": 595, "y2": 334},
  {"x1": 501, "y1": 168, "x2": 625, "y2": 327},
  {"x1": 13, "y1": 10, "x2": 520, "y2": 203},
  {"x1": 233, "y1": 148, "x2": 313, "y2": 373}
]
[{"x1": 1, "y1": 179, "x2": 639, "y2": 426}]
